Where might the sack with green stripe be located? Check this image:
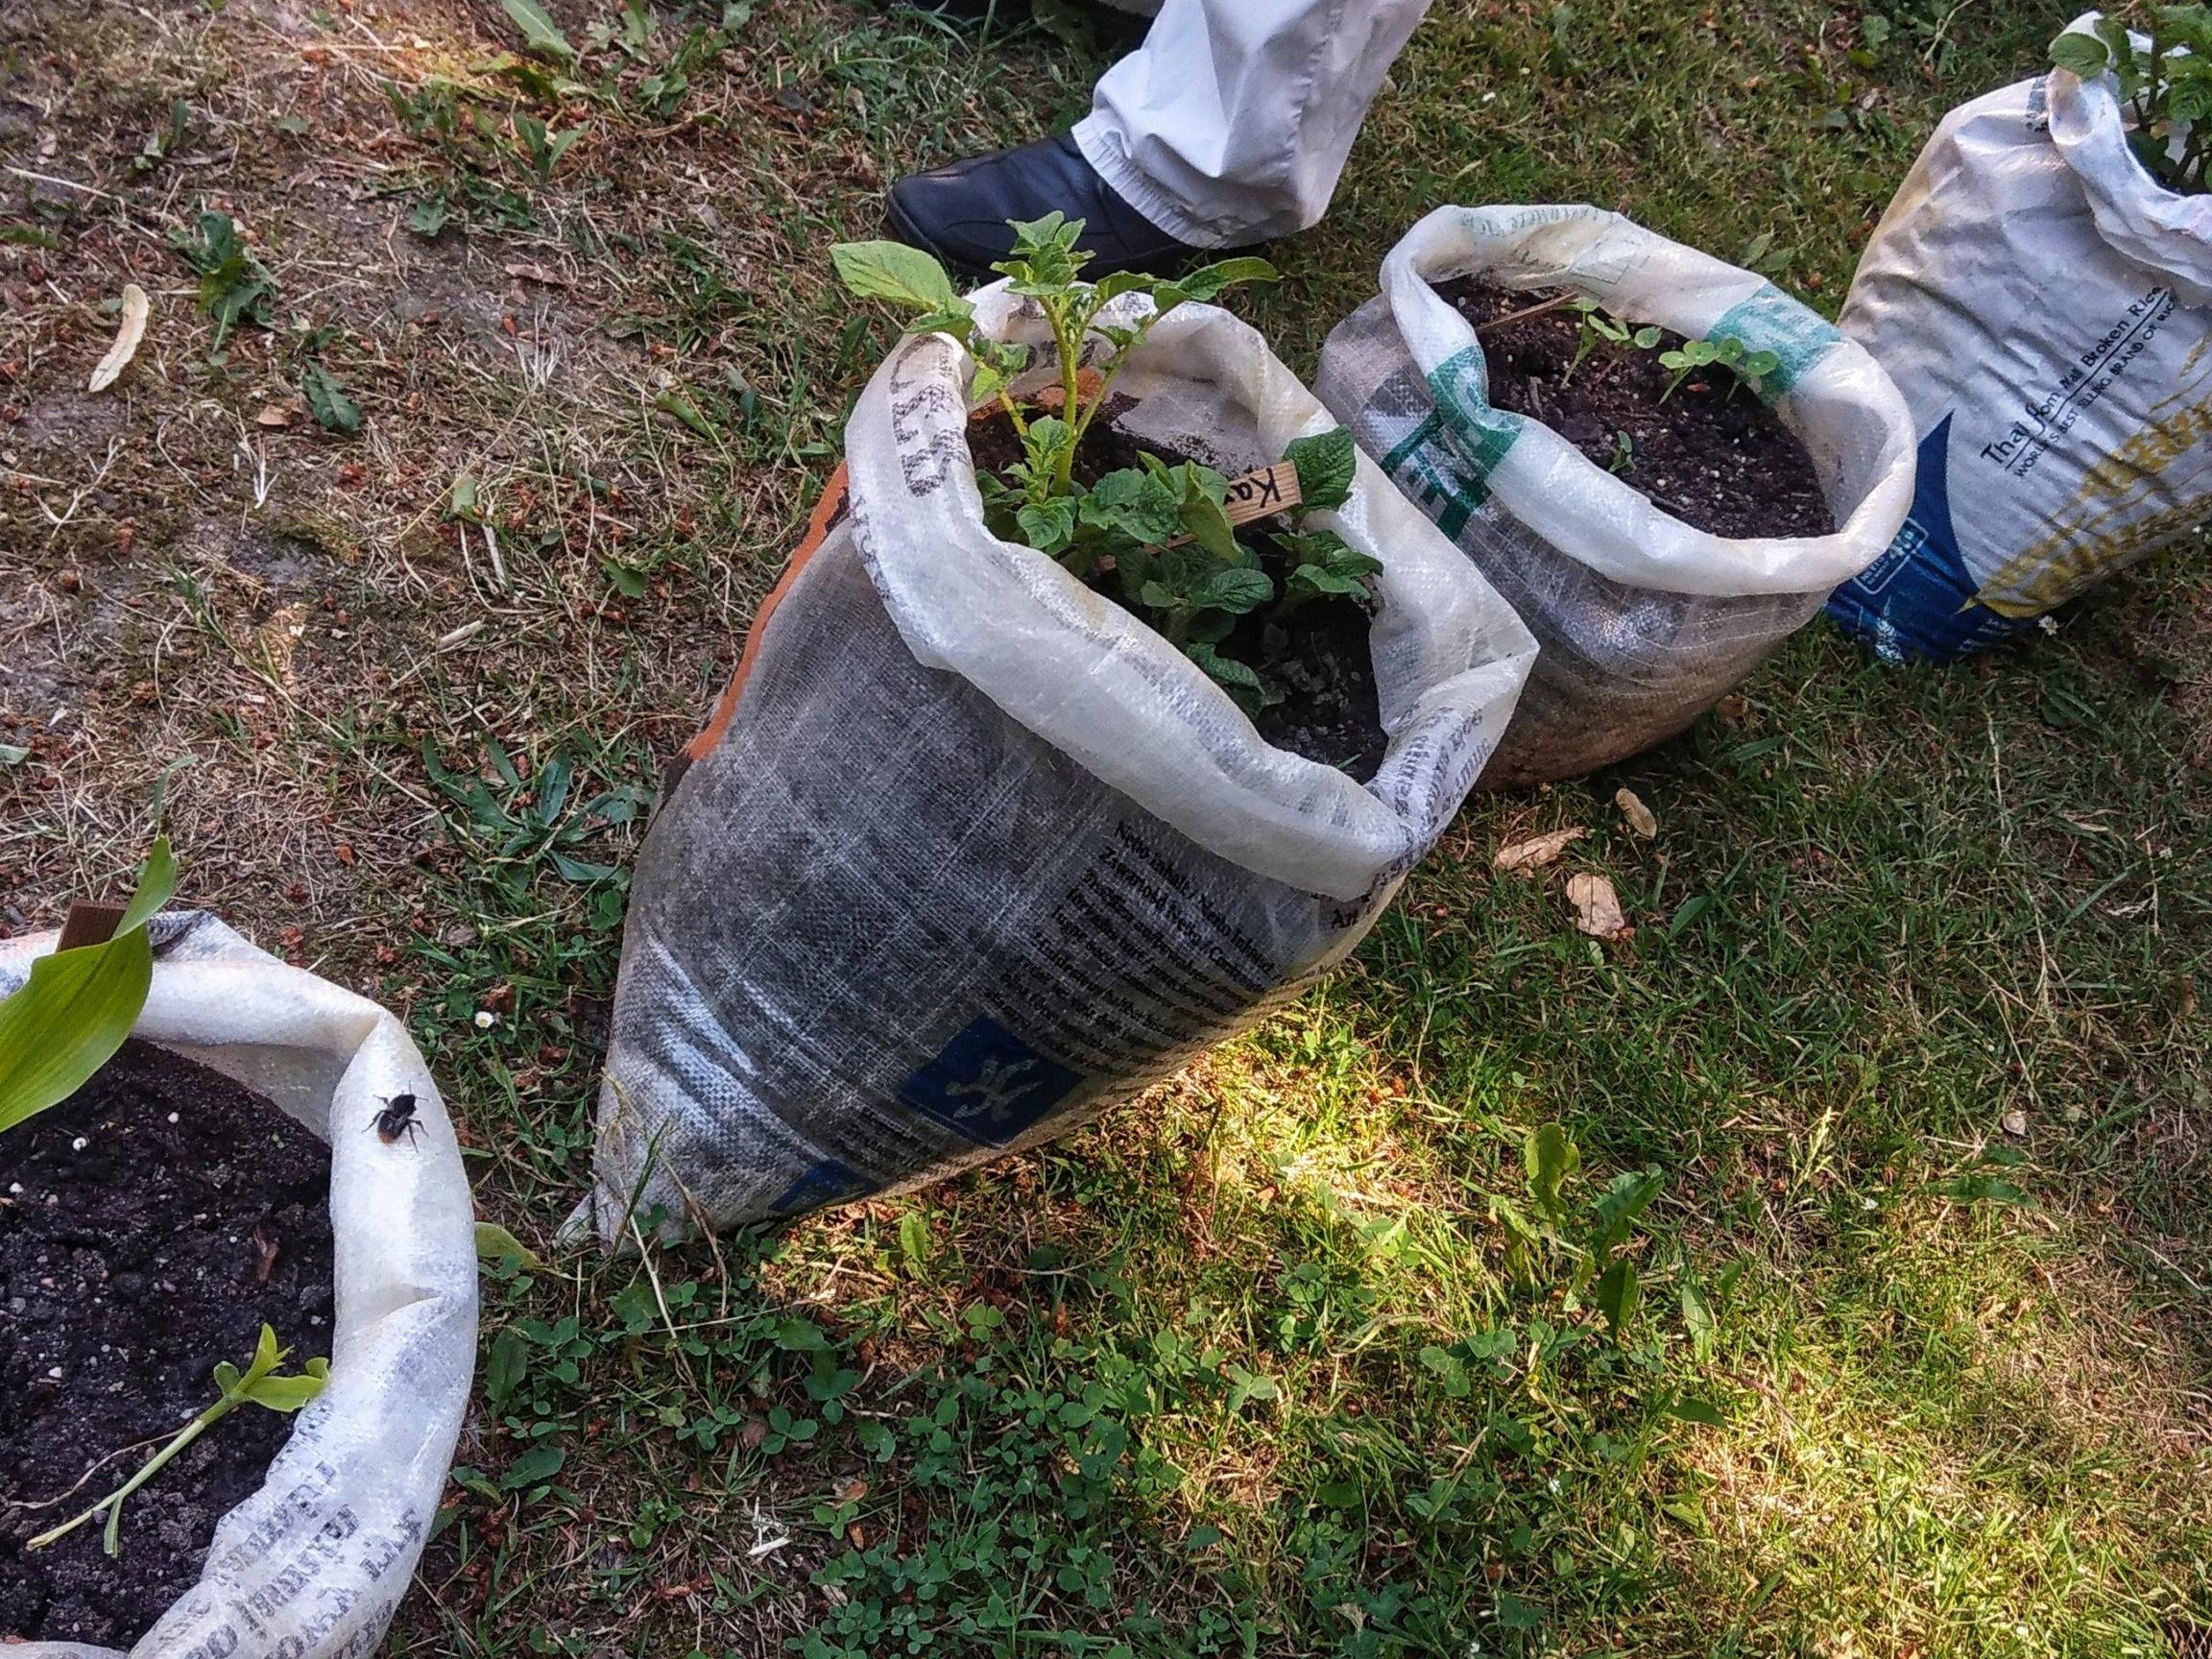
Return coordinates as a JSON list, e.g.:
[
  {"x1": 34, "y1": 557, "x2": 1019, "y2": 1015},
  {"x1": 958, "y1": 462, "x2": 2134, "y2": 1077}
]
[{"x1": 1317, "y1": 205, "x2": 1917, "y2": 787}]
